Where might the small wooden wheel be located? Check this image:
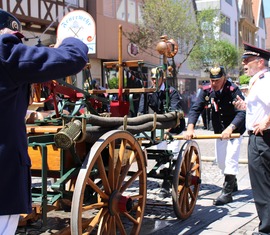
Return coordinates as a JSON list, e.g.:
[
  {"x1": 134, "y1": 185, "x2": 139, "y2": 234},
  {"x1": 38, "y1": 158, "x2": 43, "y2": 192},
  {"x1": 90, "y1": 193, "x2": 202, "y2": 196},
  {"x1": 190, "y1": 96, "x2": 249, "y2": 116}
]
[
  {"x1": 172, "y1": 140, "x2": 201, "y2": 220},
  {"x1": 71, "y1": 130, "x2": 147, "y2": 235}
]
